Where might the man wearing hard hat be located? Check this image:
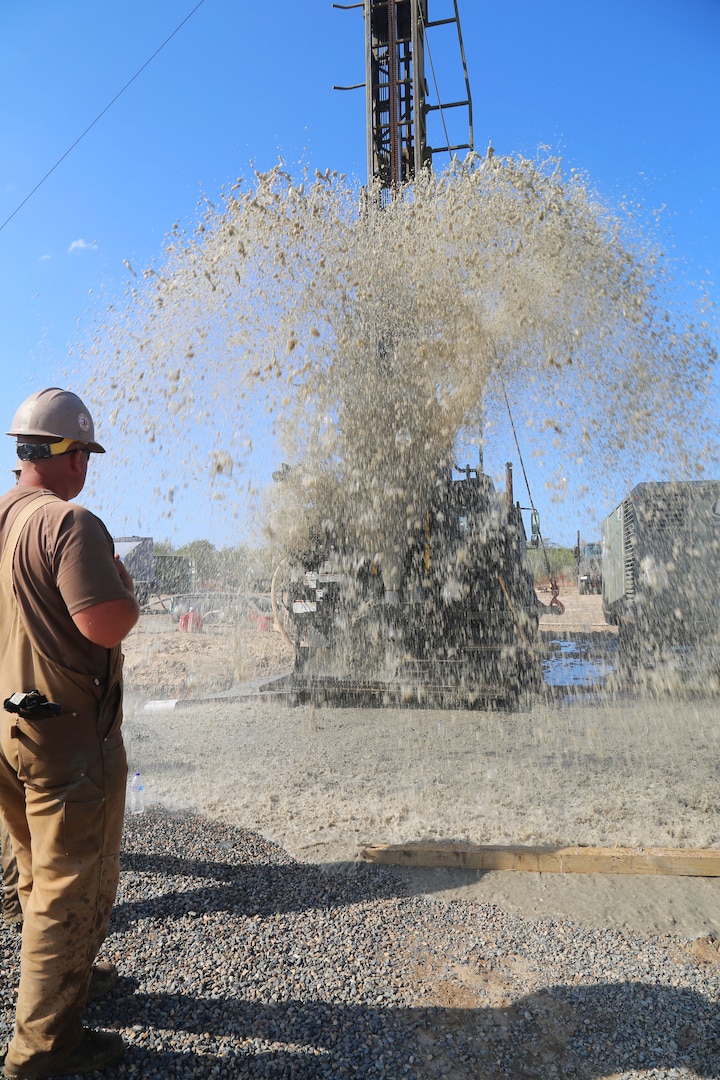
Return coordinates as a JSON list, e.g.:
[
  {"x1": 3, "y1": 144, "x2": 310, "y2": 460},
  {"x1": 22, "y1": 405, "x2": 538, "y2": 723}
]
[
  {"x1": 0, "y1": 389, "x2": 139, "y2": 1078},
  {"x1": 0, "y1": 465, "x2": 23, "y2": 931}
]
